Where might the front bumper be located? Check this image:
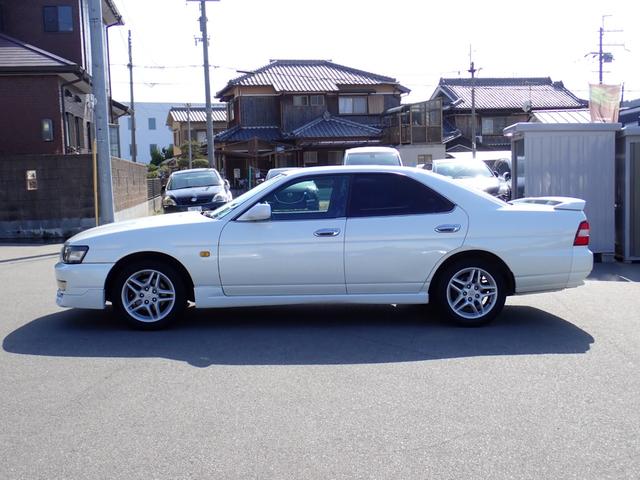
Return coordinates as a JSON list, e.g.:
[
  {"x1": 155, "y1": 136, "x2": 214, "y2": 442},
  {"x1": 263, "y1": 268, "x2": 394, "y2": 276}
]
[
  {"x1": 163, "y1": 201, "x2": 227, "y2": 214},
  {"x1": 55, "y1": 262, "x2": 113, "y2": 309}
]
